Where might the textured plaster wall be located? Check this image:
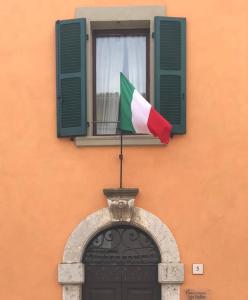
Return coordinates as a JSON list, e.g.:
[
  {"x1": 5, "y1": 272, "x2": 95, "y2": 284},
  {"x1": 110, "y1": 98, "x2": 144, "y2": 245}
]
[{"x1": 0, "y1": 1, "x2": 248, "y2": 300}]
